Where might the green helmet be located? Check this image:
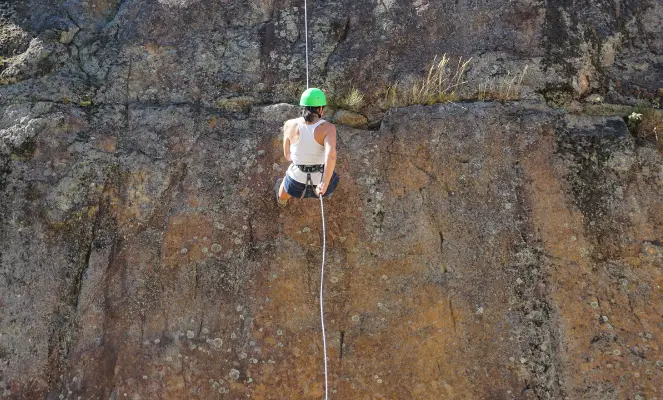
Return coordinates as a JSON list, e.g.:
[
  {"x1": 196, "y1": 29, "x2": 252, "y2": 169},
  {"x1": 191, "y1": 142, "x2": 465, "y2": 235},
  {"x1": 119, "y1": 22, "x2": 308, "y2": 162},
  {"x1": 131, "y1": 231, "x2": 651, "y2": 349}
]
[{"x1": 299, "y1": 88, "x2": 327, "y2": 107}]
